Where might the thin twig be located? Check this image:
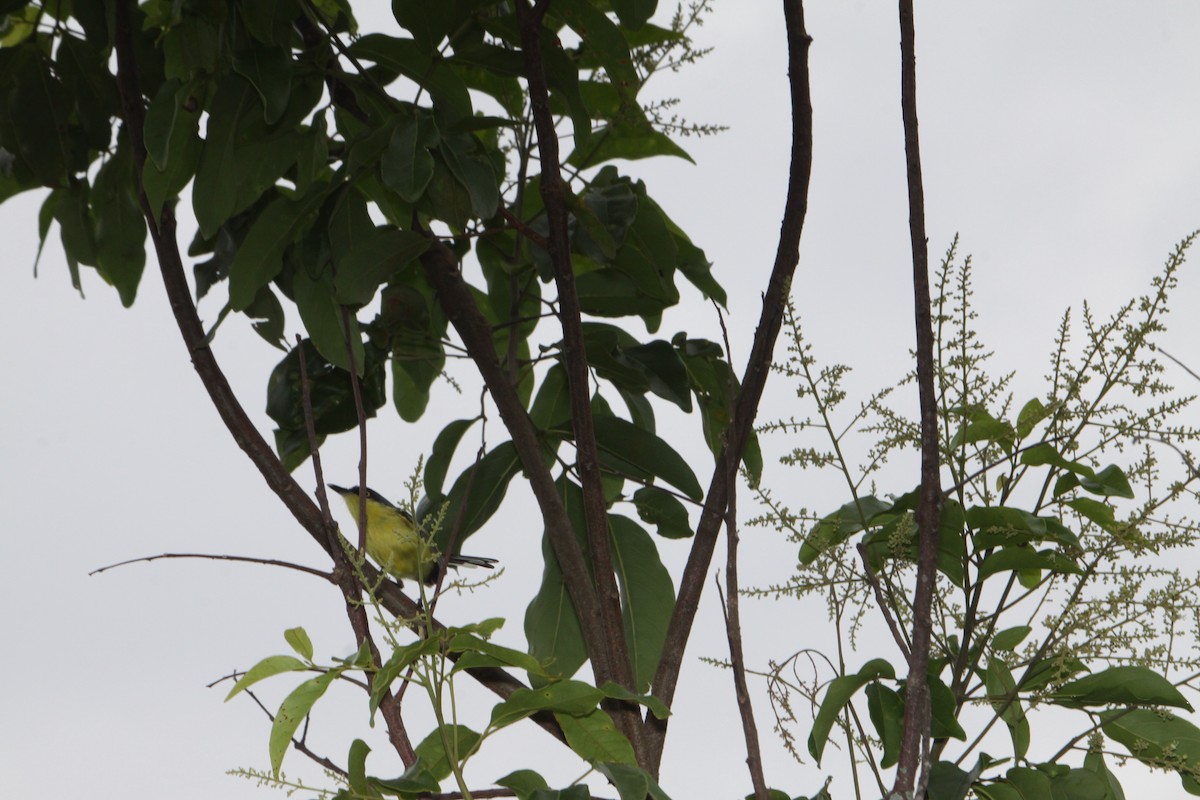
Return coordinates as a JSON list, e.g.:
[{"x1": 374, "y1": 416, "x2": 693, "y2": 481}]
[
  {"x1": 89, "y1": 552, "x2": 332, "y2": 580},
  {"x1": 644, "y1": 0, "x2": 813, "y2": 775}
]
